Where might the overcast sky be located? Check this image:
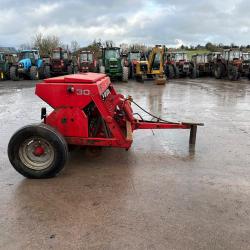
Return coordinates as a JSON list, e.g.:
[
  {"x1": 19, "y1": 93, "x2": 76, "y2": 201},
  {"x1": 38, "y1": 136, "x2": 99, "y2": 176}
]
[{"x1": 1, "y1": 0, "x2": 250, "y2": 48}]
